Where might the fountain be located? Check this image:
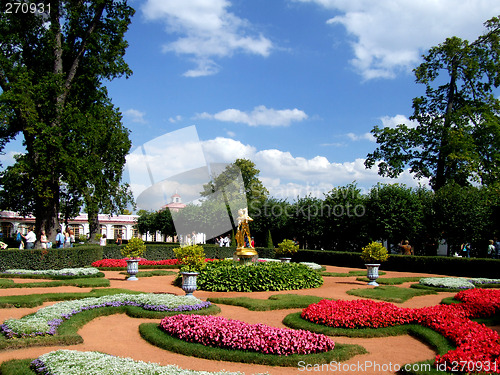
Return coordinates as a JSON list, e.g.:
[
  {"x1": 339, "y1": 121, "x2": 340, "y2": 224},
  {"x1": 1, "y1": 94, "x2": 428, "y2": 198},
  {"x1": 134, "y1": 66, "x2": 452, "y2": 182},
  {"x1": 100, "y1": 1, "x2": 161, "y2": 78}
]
[{"x1": 234, "y1": 208, "x2": 258, "y2": 264}]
